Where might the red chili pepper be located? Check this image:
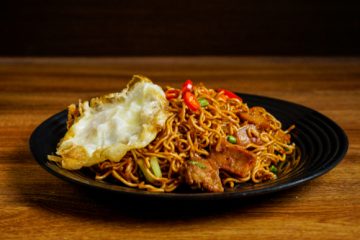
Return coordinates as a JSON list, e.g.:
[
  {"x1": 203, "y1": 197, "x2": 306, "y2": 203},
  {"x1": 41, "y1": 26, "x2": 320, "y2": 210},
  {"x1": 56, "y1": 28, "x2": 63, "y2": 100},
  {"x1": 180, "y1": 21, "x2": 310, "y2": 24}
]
[
  {"x1": 217, "y1": 88, "x2": 242, "y2": 101},
  {"x1": 183, "y1": 91, "x2": 200, "y2": 111},
  {"x1": 182, "y1": 79, "x2": 193, "y2": 95},
  {"x1": 165, "y1": 89, "x2": 180, "y2": 100}
]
